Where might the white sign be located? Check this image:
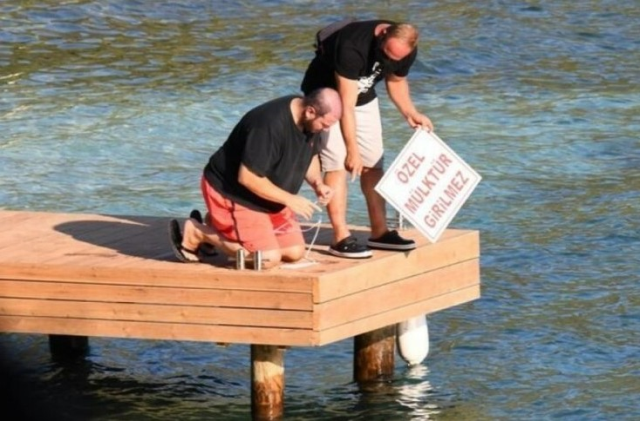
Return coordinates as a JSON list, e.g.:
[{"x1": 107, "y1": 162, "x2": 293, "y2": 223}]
[{"x1": 375, "y1": 129, "x2": 481, "y2": 243}]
